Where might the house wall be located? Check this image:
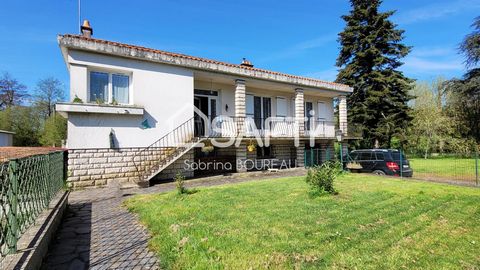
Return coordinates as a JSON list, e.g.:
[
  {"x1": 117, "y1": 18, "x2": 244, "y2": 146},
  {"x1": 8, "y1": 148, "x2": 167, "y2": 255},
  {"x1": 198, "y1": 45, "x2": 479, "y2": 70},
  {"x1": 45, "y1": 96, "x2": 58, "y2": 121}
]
[
  {"x1": 67, "y1": 148, "x2": 194, "y2": 188},
  {"x1": 66, "y1": 50, "x2": 194, "y2": 149},
  {"x1": 0, "y1": 133, "x2": 13, "y2": 147}
]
